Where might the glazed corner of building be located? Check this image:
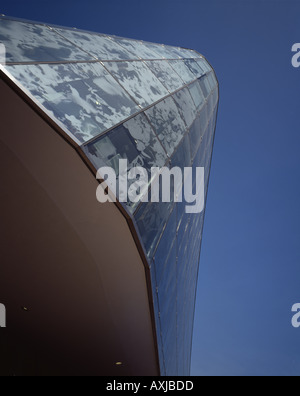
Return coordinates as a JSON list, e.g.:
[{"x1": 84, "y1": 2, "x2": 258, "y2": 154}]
[{"x1": 0, "y1": 15, "x2": 219, "y2": 376}]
